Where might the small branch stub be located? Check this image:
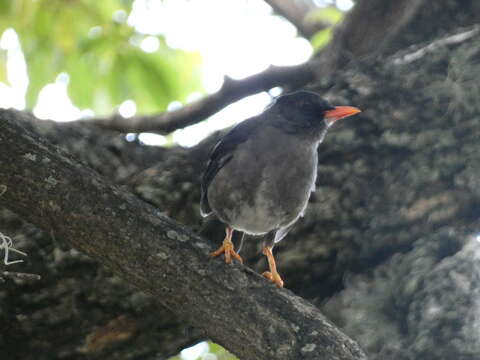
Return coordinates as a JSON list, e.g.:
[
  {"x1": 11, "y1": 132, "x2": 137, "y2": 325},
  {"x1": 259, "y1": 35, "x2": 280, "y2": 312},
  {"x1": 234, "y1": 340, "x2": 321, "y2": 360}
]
[
  {"x1": 0, "y1": 231, "x2": 27, "y2": 266},
  {"x1": 1, "y1": 271, "x2": 41, "y2": 283}
]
